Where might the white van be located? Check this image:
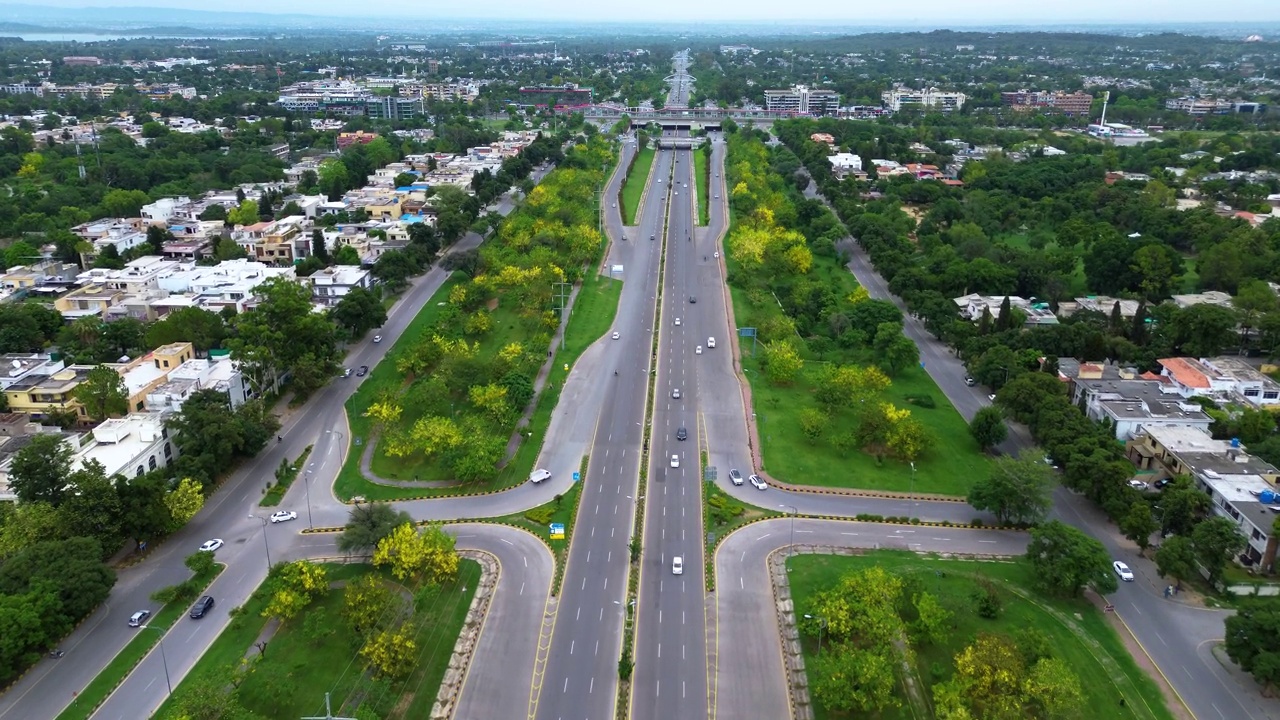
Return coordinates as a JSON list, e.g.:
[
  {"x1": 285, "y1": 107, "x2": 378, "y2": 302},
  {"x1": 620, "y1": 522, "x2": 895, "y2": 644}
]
[
  {"x1": 707, "y1": 337, "x2": 716, "y2": 348},
  {"x1": 529, "y1": 469, "x2": 551, "y2": 484}
]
